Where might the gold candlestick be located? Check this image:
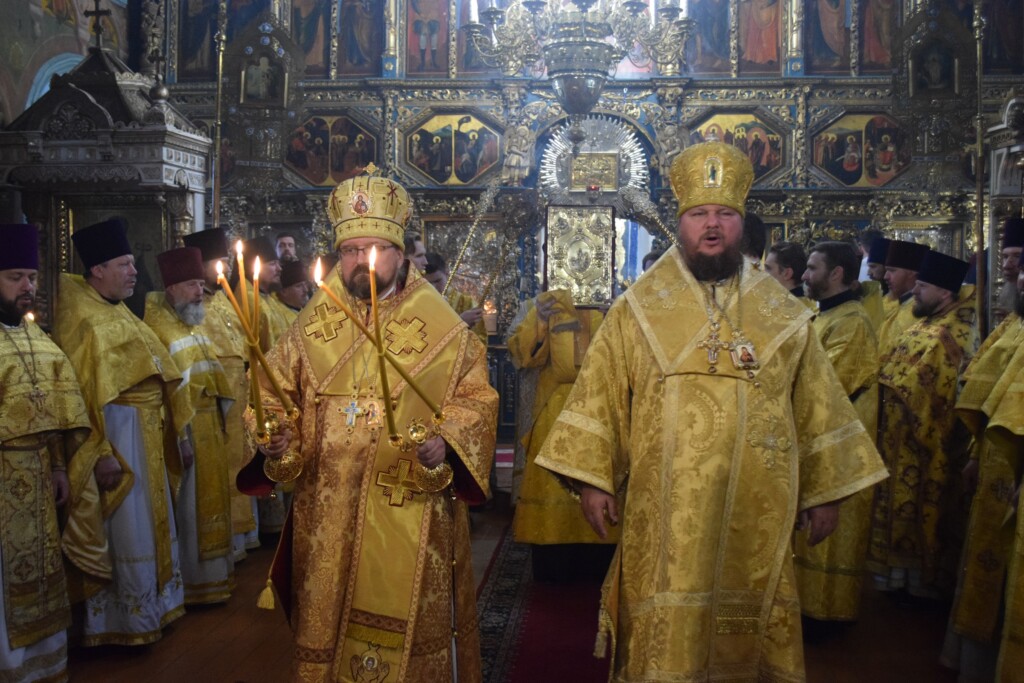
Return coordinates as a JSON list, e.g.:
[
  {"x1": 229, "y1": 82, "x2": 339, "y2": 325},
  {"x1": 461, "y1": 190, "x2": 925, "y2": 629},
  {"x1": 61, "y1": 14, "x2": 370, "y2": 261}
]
[
  {"x1": 216, "y1": 263, "x2": 297, "y2": 416},
  {"x1": 217, "y1": 263, "x2": 302, "y2": 483}
]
